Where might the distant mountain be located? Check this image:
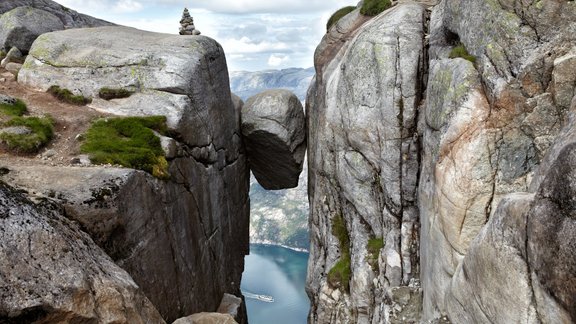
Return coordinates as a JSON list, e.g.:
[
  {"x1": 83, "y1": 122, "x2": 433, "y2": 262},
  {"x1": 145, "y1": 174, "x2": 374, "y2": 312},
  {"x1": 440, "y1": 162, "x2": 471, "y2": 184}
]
[{"x1": 230, "y1": 67, "x2": 315, "y2": 102}]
